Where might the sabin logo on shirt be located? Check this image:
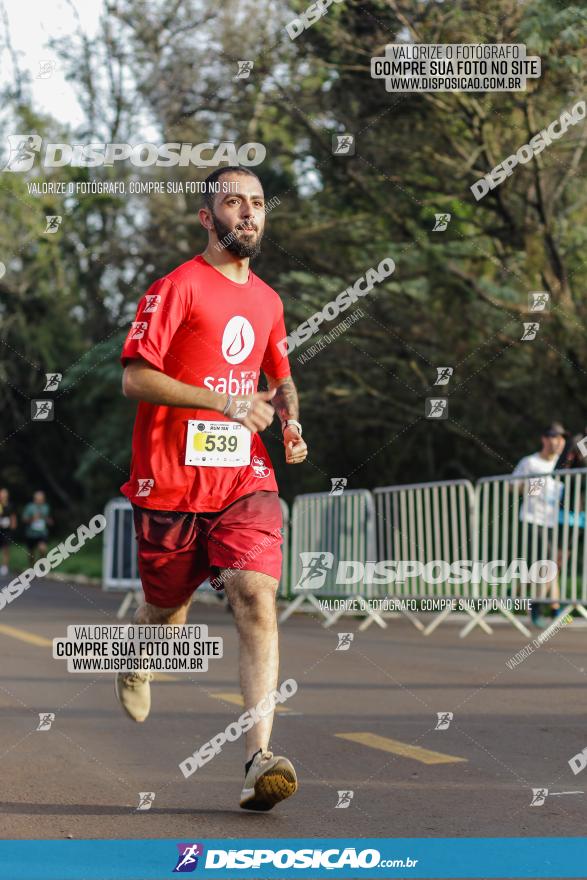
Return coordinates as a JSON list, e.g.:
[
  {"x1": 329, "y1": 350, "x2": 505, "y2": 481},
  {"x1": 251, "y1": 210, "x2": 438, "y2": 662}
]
[{"x1": 221, "y1": 316, "x2": 255, "y2": 364}]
